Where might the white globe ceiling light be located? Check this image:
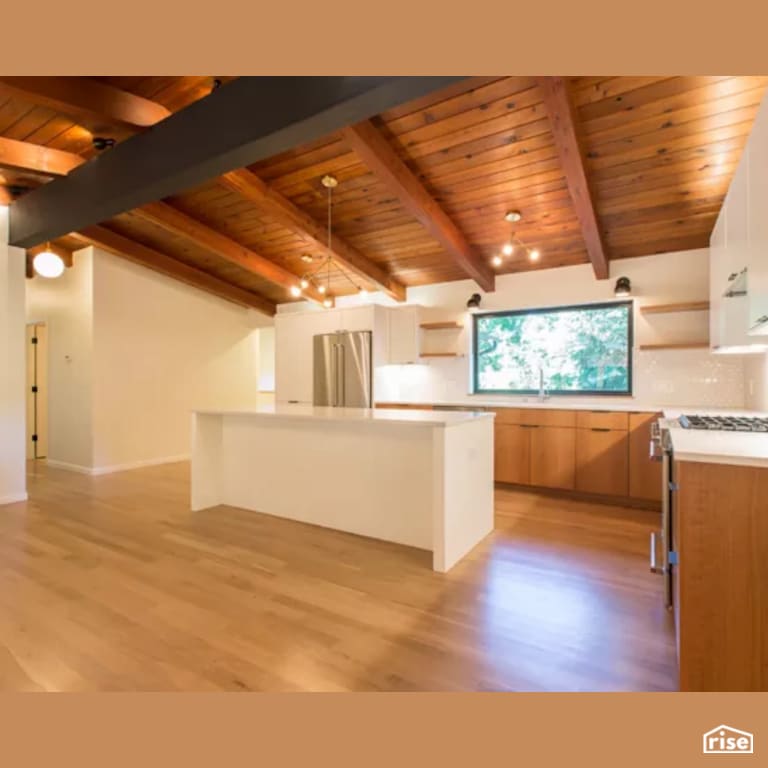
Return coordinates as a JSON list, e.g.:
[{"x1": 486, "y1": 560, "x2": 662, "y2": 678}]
[{"x1": 33, "y1": 250, "x2": 65, "y2": 279}]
